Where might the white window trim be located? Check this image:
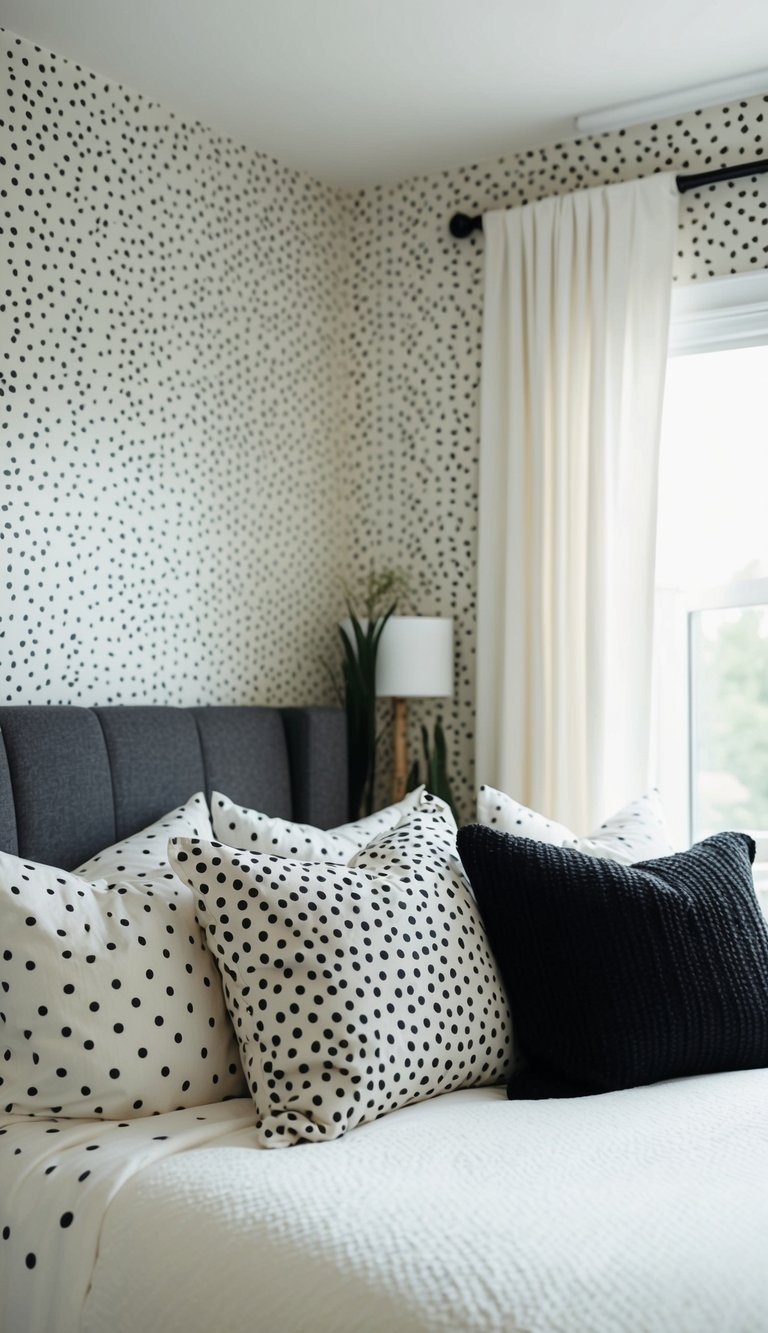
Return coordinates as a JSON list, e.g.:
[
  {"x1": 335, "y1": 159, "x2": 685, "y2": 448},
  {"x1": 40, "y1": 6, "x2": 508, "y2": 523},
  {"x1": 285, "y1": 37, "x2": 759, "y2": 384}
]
[
  {"x1": 685, "y1": 576, "x2": 768, "y2": 613},
  {"x1": 685, "y1": 580, "x2": 768, "y2": 867},
  {"x1": 668, "y1": 271, "x2": 768, "y2": 356},
  {"x1": 656, "y1": 271, "x2": 768, "y2": 891}
]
